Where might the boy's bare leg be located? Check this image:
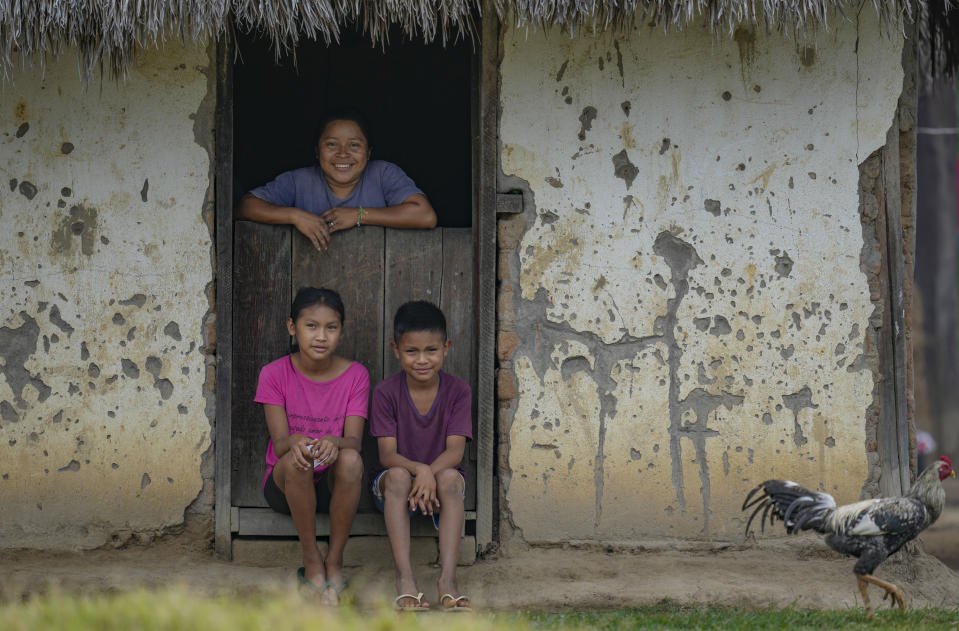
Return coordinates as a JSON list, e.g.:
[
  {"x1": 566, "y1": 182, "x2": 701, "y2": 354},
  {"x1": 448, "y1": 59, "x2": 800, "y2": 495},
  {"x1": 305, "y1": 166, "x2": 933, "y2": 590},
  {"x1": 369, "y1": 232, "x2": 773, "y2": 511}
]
[
  {"x1": 323, "y1": 448, "x2": 362, "y2": 604},
  {"x1": 435, "y1": 468, "x2": 467, "y2": 608},
  {"x1": 382, "y1": 467, "x2": 428, "y2": 608},
  {"x1": 274, "y1": 453, "x2": 325, "y2": 588}
]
